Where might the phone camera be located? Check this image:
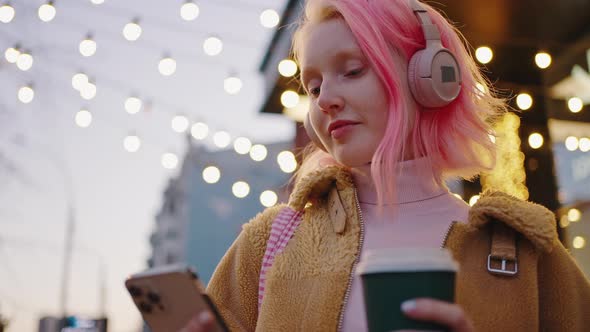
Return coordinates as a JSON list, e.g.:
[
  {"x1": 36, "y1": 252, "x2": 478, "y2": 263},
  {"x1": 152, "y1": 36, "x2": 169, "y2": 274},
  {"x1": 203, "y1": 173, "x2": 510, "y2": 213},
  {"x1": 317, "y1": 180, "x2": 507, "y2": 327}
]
[
  {"x1": 147, "y1": 291, "x2": 161, "y2": 303},
  {"x1": 139, "y1": 301, "x2": 153, "y2": 314},
  {"x1": 128, "y1": 285, "x2": 143, "y2": 298}
]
